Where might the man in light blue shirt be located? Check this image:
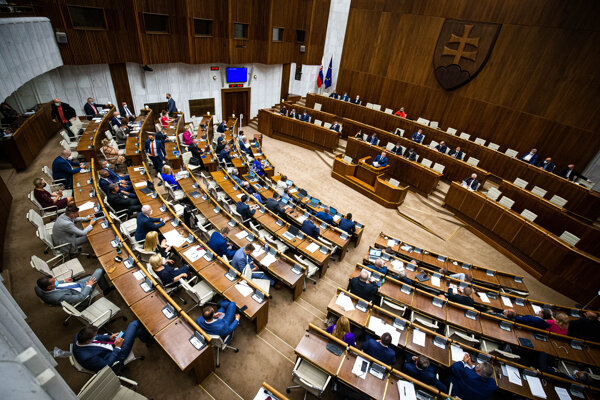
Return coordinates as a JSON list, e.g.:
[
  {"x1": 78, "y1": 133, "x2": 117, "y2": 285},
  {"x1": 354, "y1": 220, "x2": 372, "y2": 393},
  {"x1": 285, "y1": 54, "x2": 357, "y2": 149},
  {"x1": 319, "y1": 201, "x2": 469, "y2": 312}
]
[{"x1": 231, "y1": 244, "x2": 278, "y2": 288}]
